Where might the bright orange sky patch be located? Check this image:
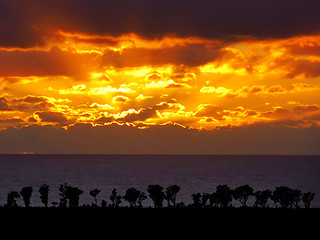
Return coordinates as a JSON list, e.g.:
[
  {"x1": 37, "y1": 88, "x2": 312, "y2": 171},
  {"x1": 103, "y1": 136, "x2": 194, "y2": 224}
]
[{"x1": 1, "y1": 32, "x2": 320, "y2": 132}]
